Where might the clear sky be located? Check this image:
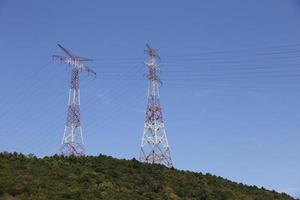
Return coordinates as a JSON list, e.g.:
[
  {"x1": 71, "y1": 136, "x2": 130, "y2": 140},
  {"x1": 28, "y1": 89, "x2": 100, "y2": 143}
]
[{"x1": 0, "y1": 0, "x2": 299, "y2": 198}]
